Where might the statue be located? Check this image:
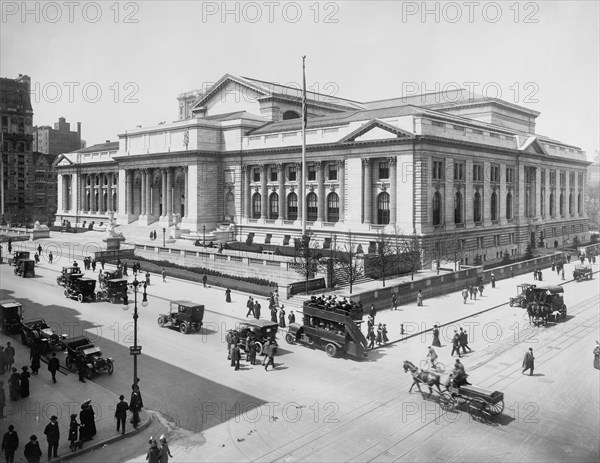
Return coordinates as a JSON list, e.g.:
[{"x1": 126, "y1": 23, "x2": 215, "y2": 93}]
[
  {"x1": 105, "y1": 212, "x2": 124, "y2": 239},
  {"x1": 33, "y1": 220, "x2": 49, "y2": 230}
]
